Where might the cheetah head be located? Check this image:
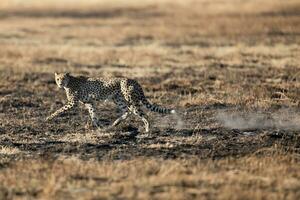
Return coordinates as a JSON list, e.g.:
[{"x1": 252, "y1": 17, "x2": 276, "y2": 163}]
[{"x1": 54, "y1": 72, "x2": 70, "y2": 88}]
